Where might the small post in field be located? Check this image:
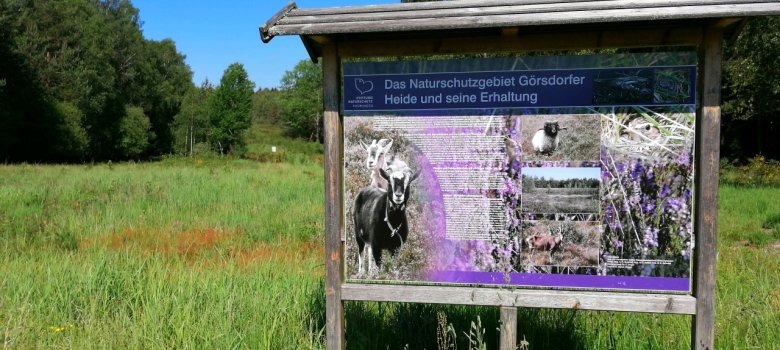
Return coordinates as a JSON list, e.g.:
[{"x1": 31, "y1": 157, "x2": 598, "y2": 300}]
[{"x1": 500, "y1": 306, "x2": 517, "y2": 350}]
